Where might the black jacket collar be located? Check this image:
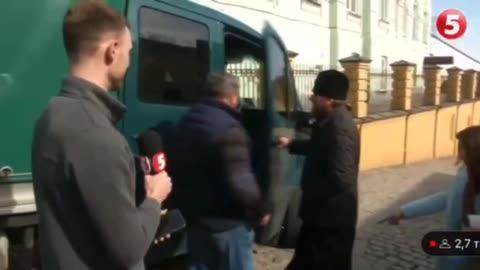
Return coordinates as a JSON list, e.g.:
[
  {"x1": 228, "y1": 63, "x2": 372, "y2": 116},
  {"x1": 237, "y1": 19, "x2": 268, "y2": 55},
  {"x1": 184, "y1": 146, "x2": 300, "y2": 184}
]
[{"x1": 199, "y1": 98, "x2": 242, "y2": 121}]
